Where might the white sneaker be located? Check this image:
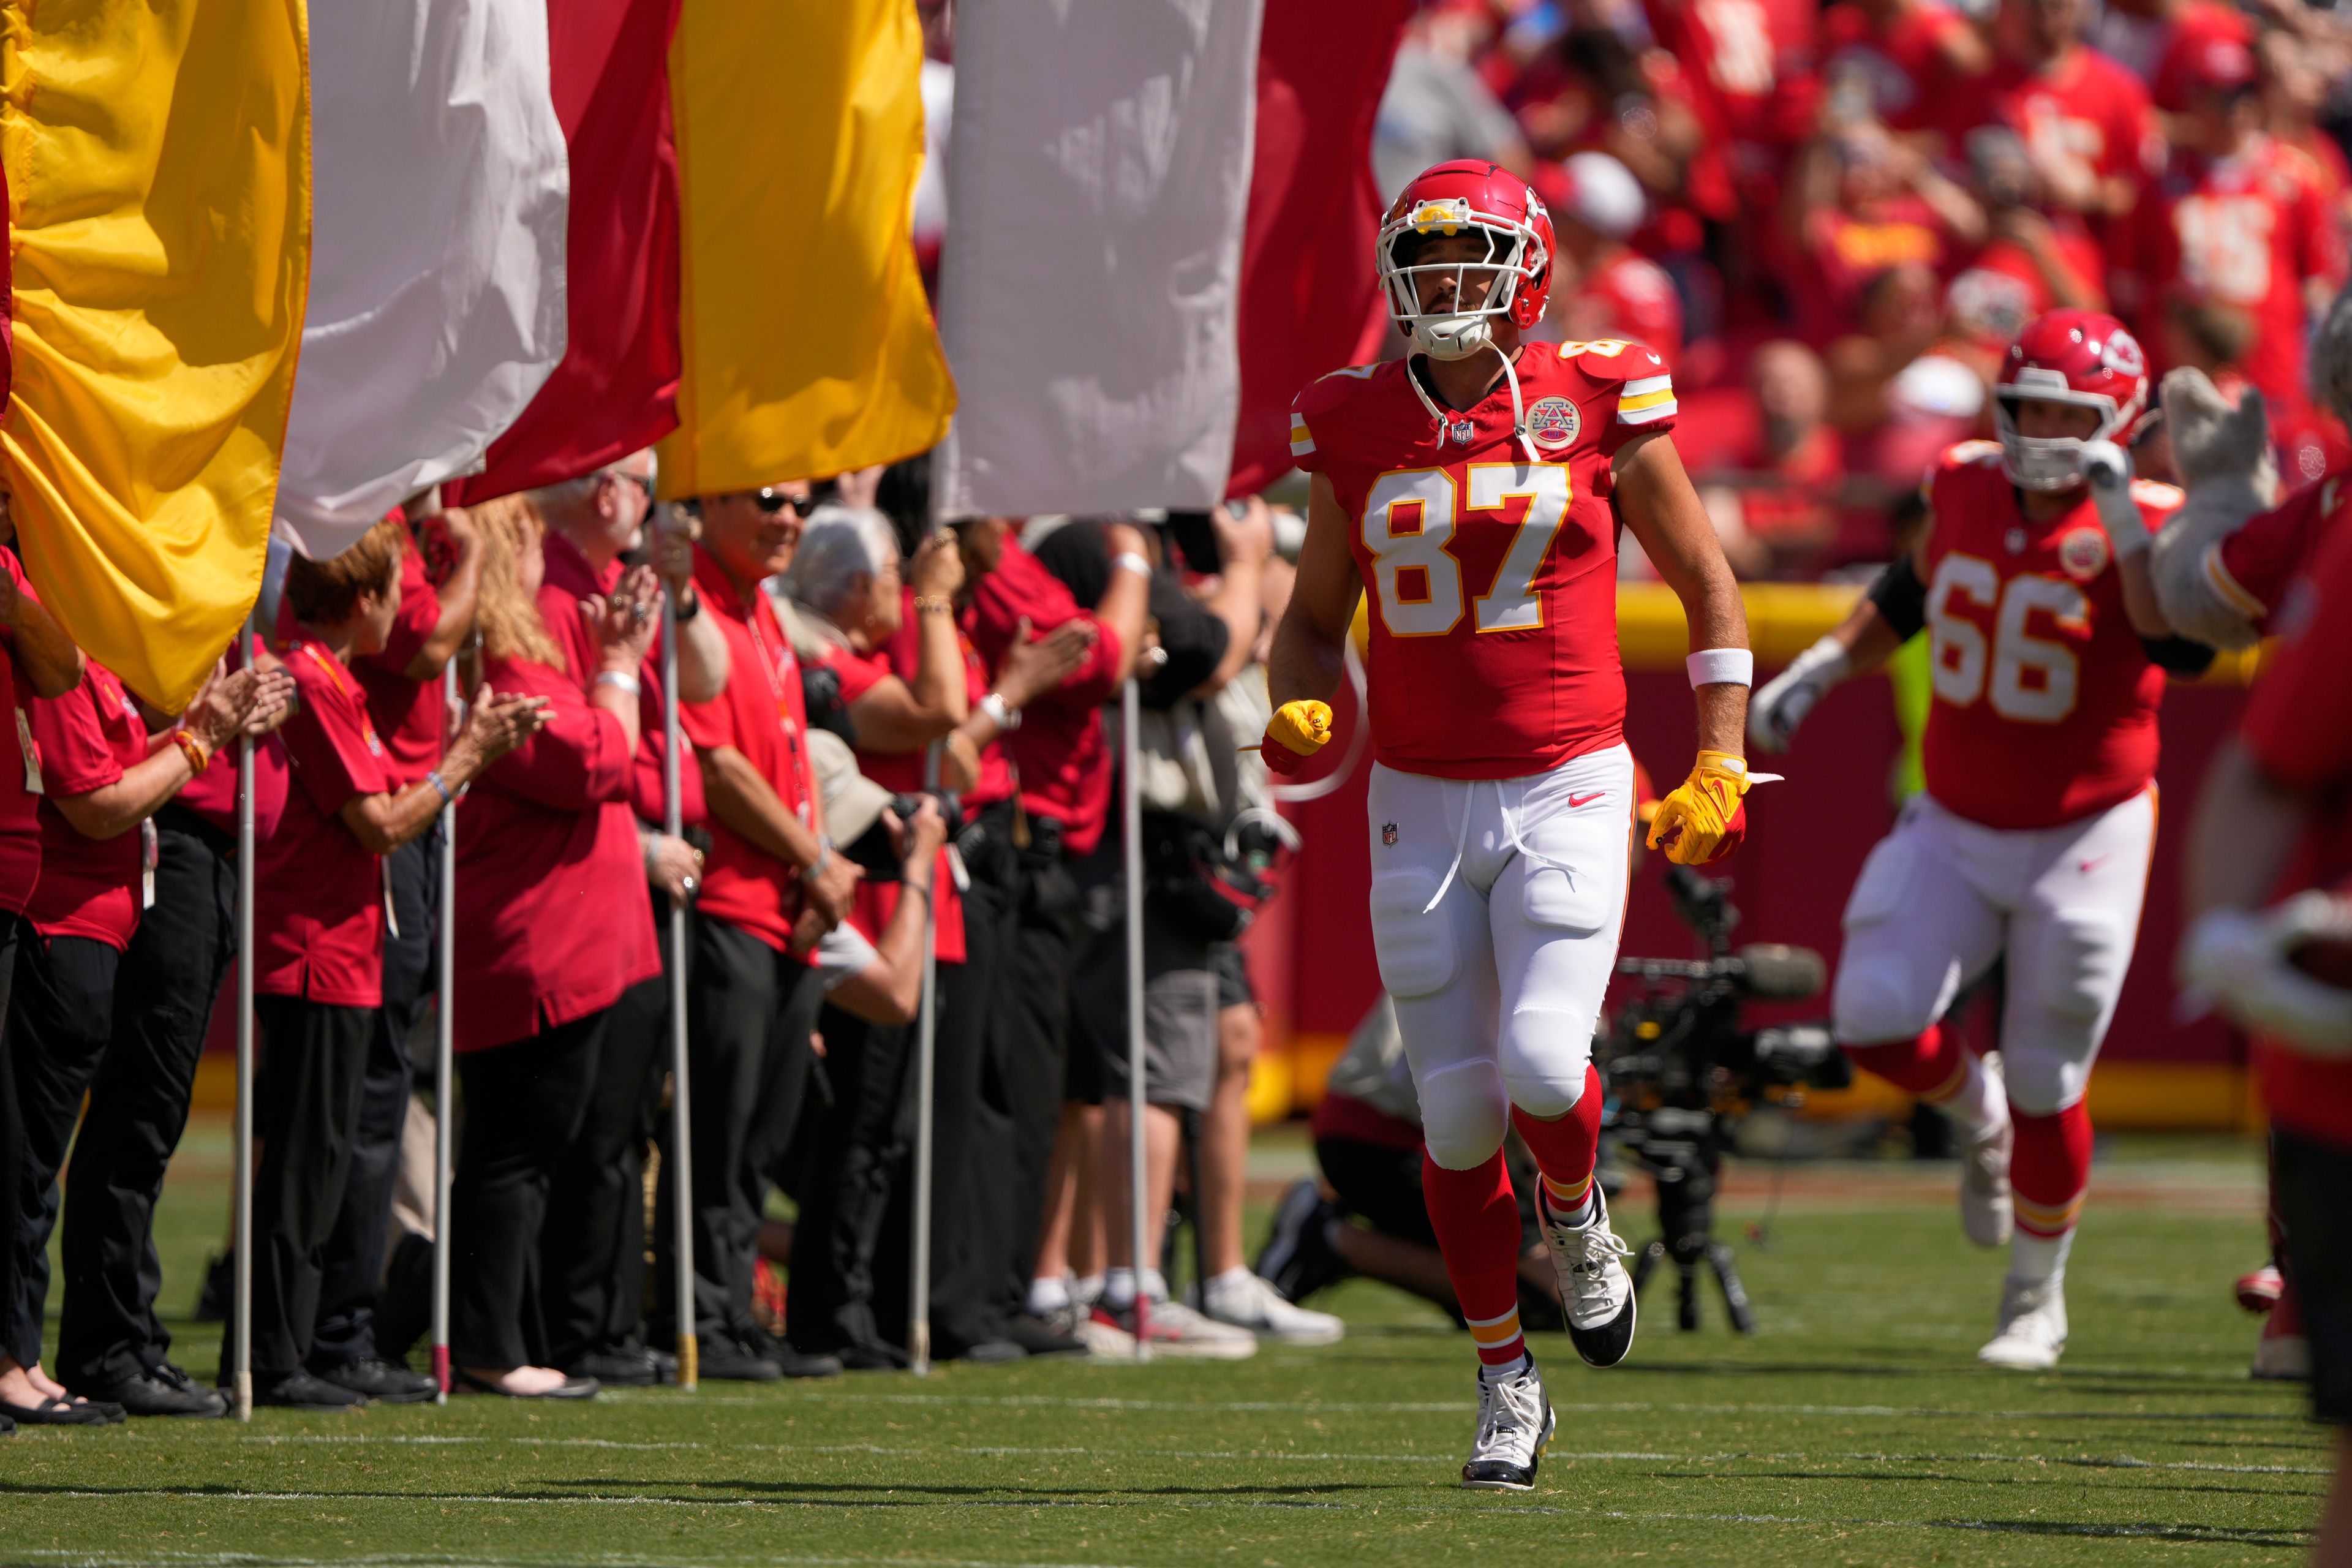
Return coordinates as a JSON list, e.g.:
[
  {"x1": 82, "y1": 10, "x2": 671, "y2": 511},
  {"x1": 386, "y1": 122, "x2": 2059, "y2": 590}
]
[
  {"x1": 1978, "y1": 1277, "x2": 2067, "y2": 1370},
  {"x1": 1069, "y1": 1310, "x2": 1136, "y2": 1359},
  {"x1": 2250, "y1": 1333, "x2": 2312, "y2": 1381},
  {"x1": 1461, "y1": 1355, "x2": 1556, "y2": 1491},
  {"x1": 1106, "y1": 1299, "x2": 1258, "y2": 1360},
  {"x1": 1540, "y1": 1186, "x2": 1637, "y2": 1368},
  {"x1": 1959, "y1": 1063, "x2": 2014, "y2": 1248},
  {"x1": 1199, "y1": 1270, "x2": 1345, "y2": 1346}
]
